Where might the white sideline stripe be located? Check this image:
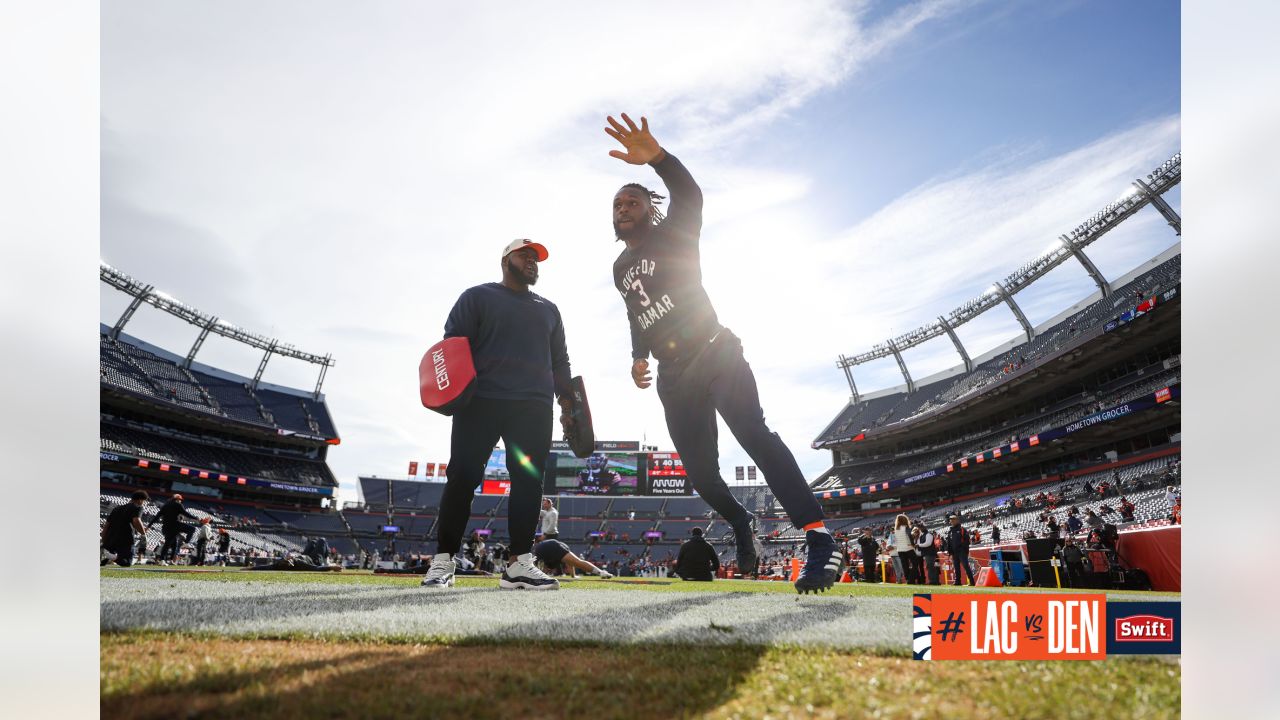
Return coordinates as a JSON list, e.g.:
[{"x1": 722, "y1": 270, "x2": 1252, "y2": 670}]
[
  {"x1": 100, "y1": 578, "x2": 1173, "y2": 651},
  {"x1": 101, "y1": 577, "x2": 904, "y2": 650}
]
